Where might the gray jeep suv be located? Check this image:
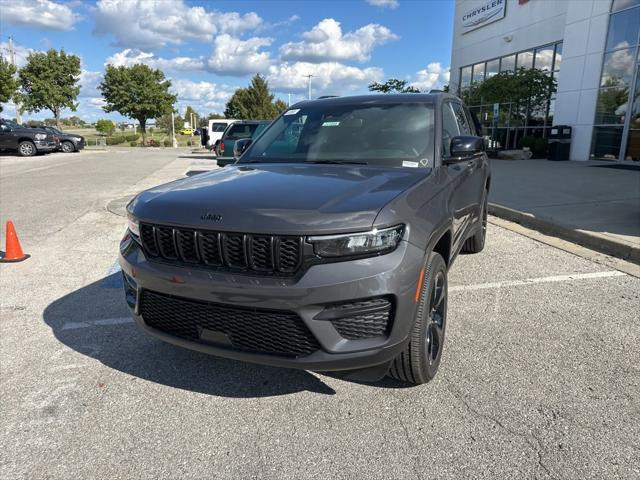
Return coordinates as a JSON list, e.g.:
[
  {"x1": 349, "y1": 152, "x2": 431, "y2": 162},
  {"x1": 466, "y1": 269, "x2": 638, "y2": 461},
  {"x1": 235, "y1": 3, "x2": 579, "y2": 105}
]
[{"x1": 120, "y1": 94, "x2": 490, "y2": 385}]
